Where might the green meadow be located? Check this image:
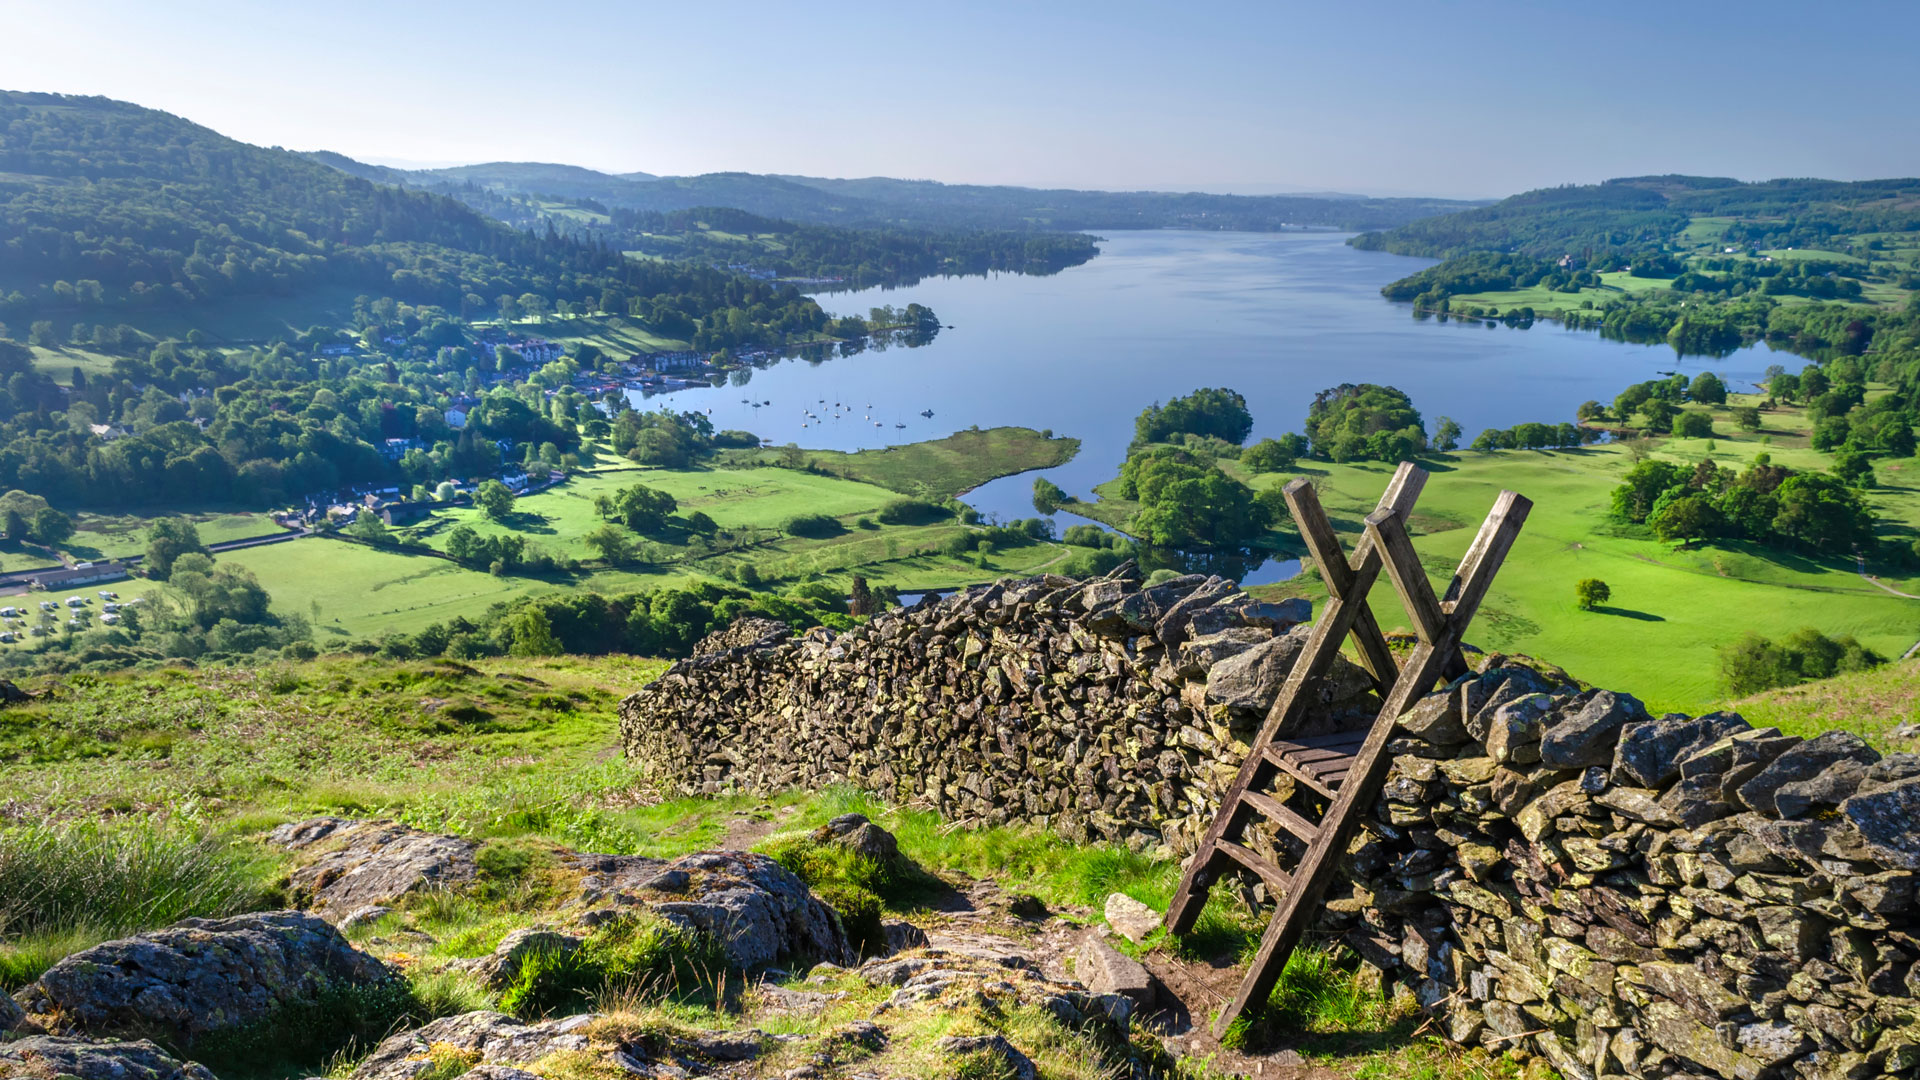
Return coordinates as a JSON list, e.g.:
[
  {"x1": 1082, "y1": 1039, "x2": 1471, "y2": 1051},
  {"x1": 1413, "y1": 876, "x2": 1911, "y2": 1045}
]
[{"x1": 1237, "y1": 416, "x2": 1919, "y2": 710}]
